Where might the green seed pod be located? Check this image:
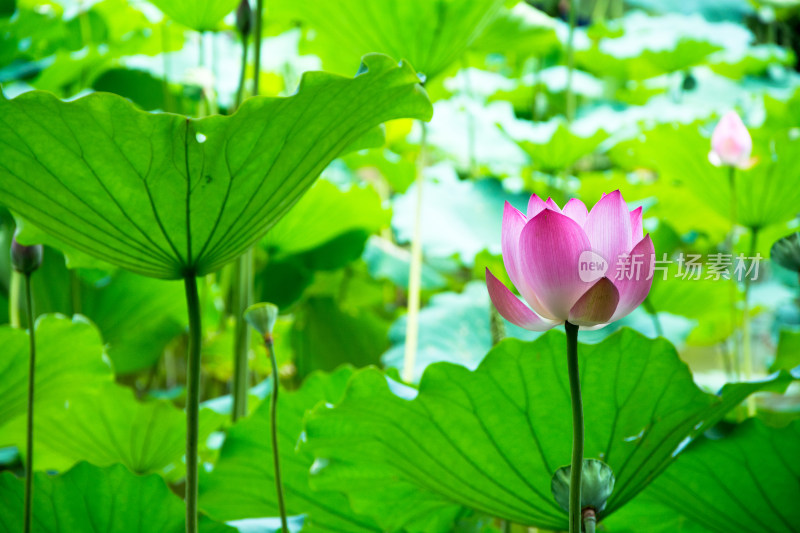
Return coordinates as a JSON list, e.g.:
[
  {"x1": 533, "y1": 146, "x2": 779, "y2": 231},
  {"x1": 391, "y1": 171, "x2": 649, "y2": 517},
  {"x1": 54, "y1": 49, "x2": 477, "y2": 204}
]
[
  {"x1": 10, "y1": 233, "x2": 43, "y2": 274},
  {"x1": 551, "y1": 459, "x2": 615, "y2": 514},
  {"x1": 244, "y1": 302, "x2": 279, "y2": 340},
  {"x1": 771, "y1": 232, "x2": 800, "y2": 273}
]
